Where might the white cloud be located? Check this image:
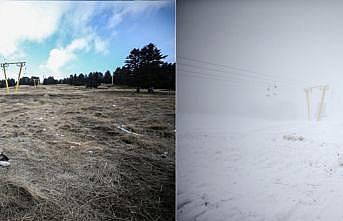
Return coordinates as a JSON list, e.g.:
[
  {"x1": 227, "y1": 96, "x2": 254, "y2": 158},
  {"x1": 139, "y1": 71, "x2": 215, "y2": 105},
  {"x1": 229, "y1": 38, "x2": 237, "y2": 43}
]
[
  {"x1": 94, "y1": 37, "x2": 108, "y2": 54},
  {"x1": 42, "y1": 2, "x2": 111, "y2": 76},
  {"x1": 39, "y1": 1, "x2": 170, "y2": 78},
  {"x1": 107, "y1": 1, "x2": 169, "y2": 29},
  {"x1": 108, "y1": 13, "x2": 123, "y2": 29},
  {"x1": 0, "y1": 1, "x2": 68, "y2": 56},
  {"x1": 67, "y1": 38, "x2": 89, "y2": 52},
  {"x1": 46, "y1": 48, "x2": 74, "y2": 73},
  {"x1": 43, "y1": 37, "x2": 90, "y2": 77},
  {"x1": 43, "y1": 34, "x2": 112, "y2": 76}
]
